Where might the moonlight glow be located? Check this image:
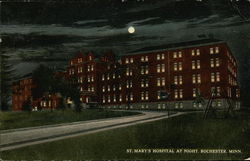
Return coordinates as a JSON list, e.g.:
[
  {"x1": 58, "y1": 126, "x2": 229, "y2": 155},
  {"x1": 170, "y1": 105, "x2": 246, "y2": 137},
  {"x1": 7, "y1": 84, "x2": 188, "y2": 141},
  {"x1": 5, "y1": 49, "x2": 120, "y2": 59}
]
[{"x1": 128, "y1": 26, "x2": 135, "y2": 34}]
